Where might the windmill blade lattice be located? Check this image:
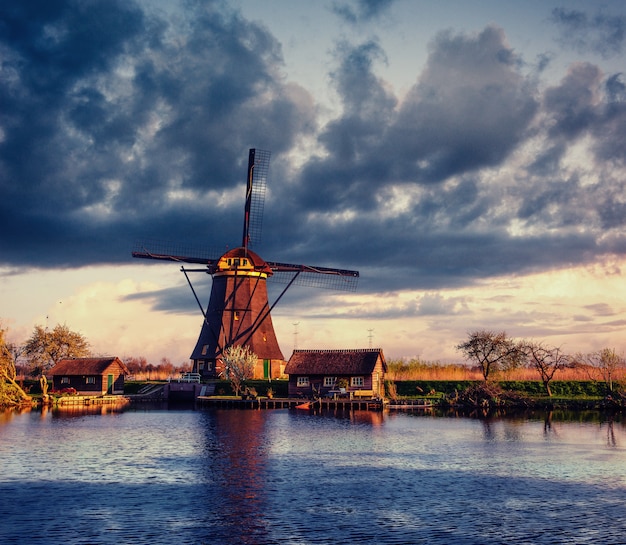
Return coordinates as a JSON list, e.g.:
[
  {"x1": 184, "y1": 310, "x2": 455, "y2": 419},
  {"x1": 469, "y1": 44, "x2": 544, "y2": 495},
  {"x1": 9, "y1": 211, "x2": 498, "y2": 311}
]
[
  {"x1": 132, "y1": 239, "x2": 219, "y2": 267},
  {"x1": 269, "y1": 263, "x2": 359, "y2": 291},
  {"x1": 133, "y1": 240, "x2": 359, "y2": 291},
  {"x1": 244, "y1": 149, "x2": 270, "y2": 248}
]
